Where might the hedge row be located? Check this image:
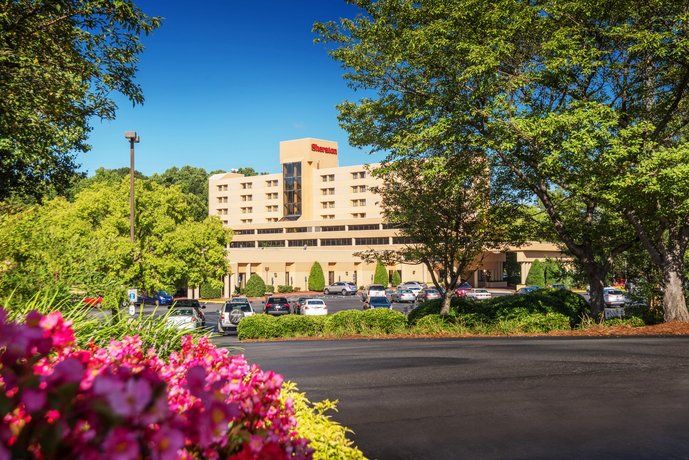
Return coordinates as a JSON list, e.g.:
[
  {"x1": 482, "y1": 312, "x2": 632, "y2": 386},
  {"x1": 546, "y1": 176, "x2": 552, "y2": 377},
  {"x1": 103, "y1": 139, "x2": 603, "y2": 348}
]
[{"x1": 237, "y1": 309, "x2": 408, "y2": 340}]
